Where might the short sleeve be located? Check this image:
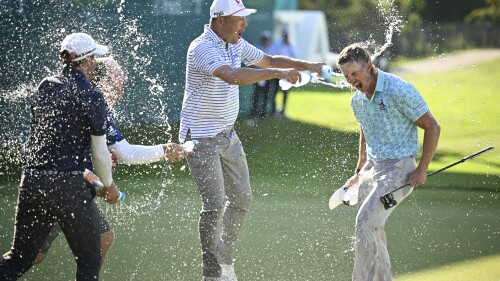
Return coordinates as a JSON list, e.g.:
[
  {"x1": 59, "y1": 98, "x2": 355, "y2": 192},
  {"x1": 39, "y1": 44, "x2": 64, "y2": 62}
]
[
  {"x1": 395, "y1": 83, "x2": 429, "y2": 122},
  {"x1": 241, "y1": 40, "x2": 264, "y2": 66},
  {"x1": 190, "y1": 43, "x2": 227, "y2": 75},
  {"x1": 81, "y1": 87, "x2": 107, "y2": 136},
  {"x1": 105, "y1": 109, "x2": 125, "y2": 146}
]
